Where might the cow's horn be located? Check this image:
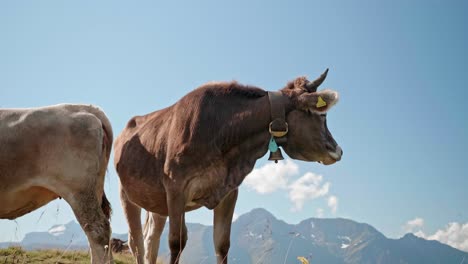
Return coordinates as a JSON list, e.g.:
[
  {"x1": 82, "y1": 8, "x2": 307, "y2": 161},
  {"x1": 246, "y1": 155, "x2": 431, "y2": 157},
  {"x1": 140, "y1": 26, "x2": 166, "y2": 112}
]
[{"x1": 306, "y1": 68, "x2": 329, "y2": 92}]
